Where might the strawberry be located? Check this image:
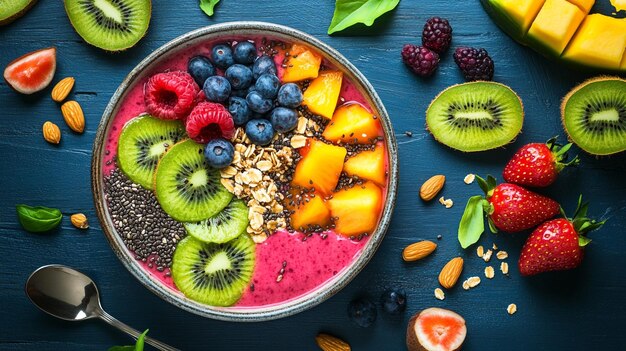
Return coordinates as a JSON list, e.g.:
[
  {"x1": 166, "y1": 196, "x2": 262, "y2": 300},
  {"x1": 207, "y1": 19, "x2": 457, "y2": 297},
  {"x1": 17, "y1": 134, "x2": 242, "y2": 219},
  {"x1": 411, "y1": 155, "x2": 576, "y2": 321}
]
[
  {"x1": 458, "y1": 175, "x2": 560, "y2": 248},
  {"x1": 503, "y1": 137, "x2": 579, "y2": 187},
  {"x1": 519, "y1": 196, "x2": 605, "y2": 276}
]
